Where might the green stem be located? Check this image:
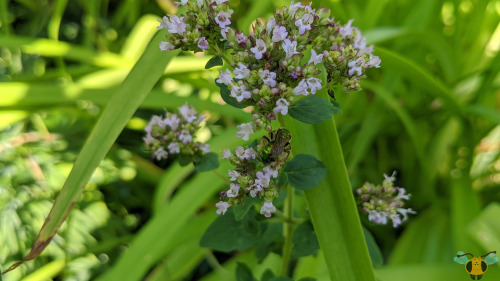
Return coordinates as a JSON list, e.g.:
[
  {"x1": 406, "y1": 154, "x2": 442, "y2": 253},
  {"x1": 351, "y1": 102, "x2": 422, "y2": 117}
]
[
  {"x1": 212, "y1": 169, "x2": 231, "y2": 185},
  {"x1": 280, "y1": 183, "x2": 294, "y2": 276},
  {"x1": 284, "y1": 113, "x2": 376, "y2": 281}
]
